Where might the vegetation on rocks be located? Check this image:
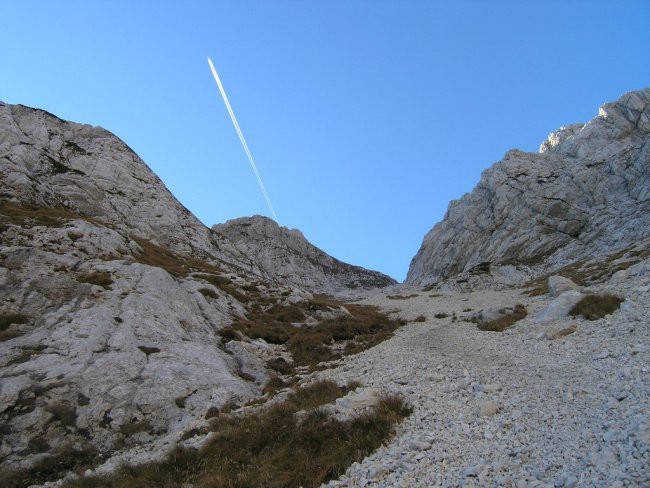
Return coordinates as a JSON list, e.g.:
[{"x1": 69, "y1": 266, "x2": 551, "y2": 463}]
[
  {"x1": 60, "y1": 381, "x2": 410, "y2": 488},
  {"x1": 476, "y1": 304, "x2": 528, "y2": 332}
]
